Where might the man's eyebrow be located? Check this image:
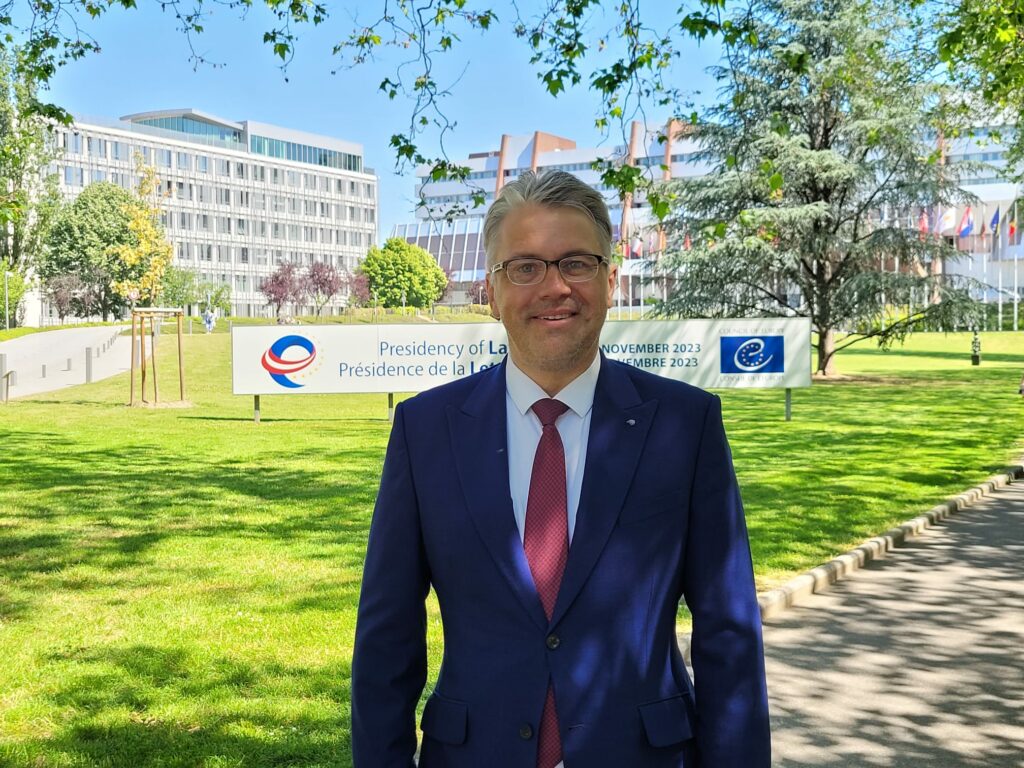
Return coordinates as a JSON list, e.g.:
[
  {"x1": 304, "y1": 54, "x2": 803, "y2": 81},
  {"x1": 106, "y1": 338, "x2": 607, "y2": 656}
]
[{"x1": 506, "y1": 250, "x2": 598, "y2": 260}]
